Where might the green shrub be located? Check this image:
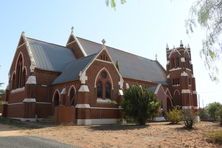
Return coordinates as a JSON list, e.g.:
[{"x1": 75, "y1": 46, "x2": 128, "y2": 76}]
[
  {"x1": 207, "y1": 102, "x2": 222, "y2": 121},
  {"x1": 183, "y1": 109, "x2": 196, "y2": 129},
  {"x1": 166, "y1": 108, "x2": 182, "y2": 124},
  {"x1": 121, "y1": 85, "x2": 160, "y2": 125},
  {"x1": 198, "y1": 108, "x2": 210, "y2": 121}
]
